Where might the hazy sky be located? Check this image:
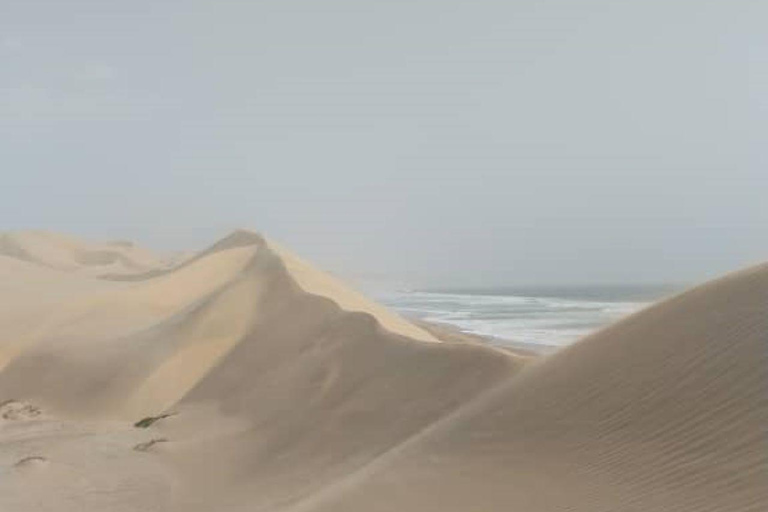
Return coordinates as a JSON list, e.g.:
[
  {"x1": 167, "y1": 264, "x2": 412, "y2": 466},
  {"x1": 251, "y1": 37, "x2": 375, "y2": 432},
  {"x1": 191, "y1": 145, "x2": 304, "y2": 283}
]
[{"x1": 2, "y1": 0, "x2": 766, "y2": 286}]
